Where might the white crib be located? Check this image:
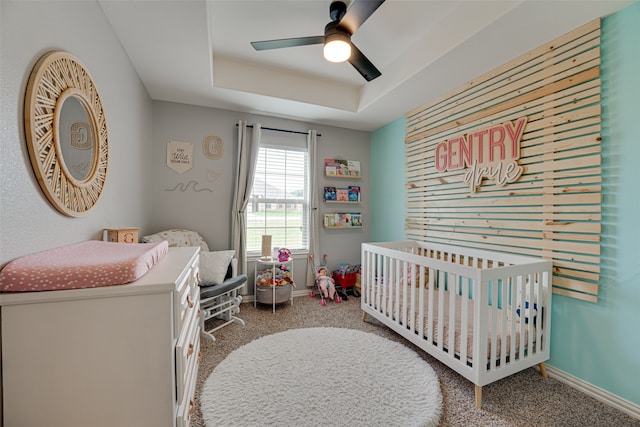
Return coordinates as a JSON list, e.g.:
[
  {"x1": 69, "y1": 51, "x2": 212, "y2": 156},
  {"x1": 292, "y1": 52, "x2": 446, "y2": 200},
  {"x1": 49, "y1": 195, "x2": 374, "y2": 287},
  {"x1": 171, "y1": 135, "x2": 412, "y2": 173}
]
[{"x1": 361, "y1": 241, "x2": 552, "y2": 408}]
